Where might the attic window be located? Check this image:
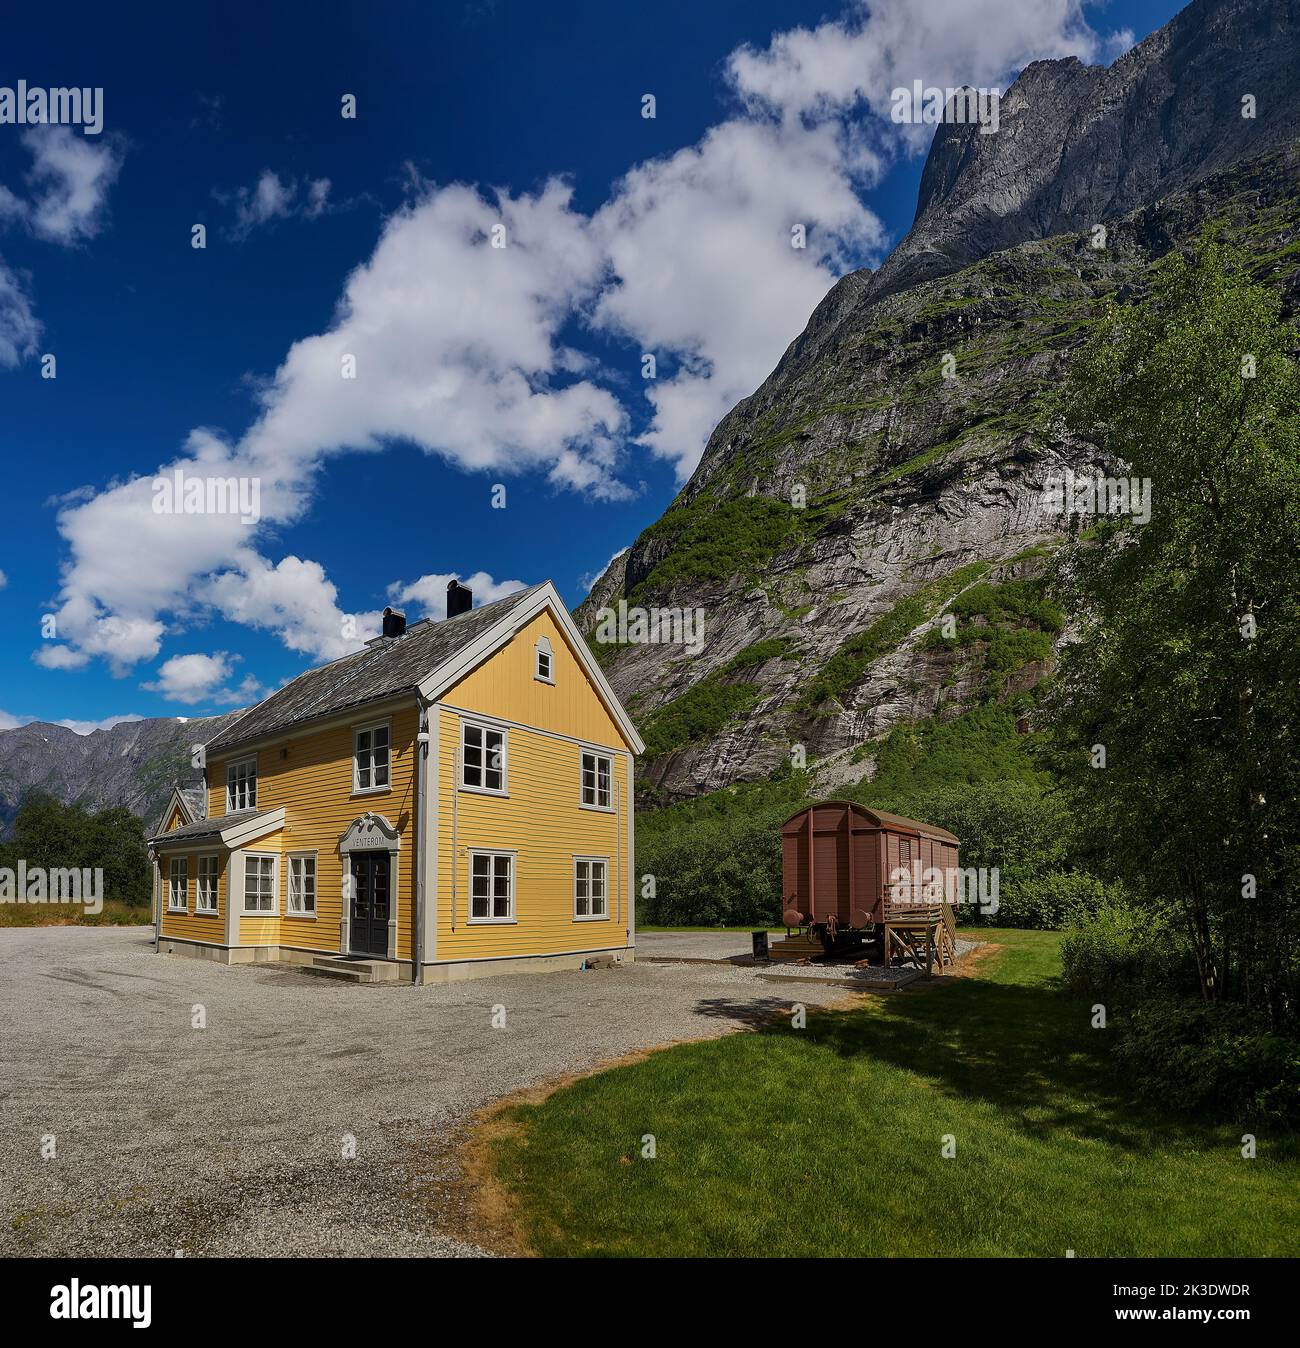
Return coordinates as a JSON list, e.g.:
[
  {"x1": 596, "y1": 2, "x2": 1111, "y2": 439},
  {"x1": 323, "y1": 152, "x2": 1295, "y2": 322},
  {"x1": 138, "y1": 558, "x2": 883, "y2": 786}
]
[{"x1": 534, "y1": 635, "x2": 554, "y2": 684}]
